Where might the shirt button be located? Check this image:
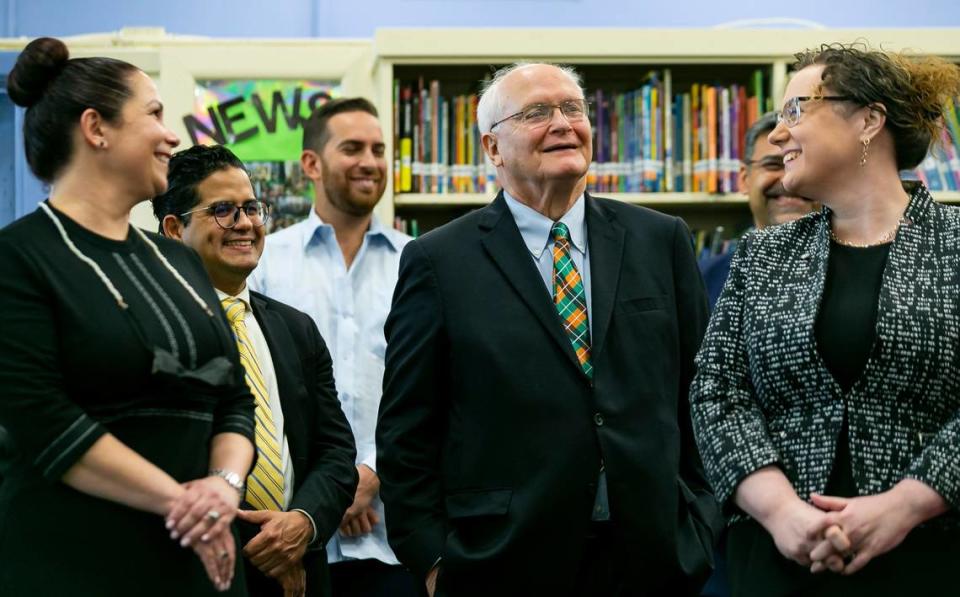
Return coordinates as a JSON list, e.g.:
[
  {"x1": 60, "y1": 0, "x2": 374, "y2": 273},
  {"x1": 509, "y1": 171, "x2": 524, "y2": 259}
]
[{"x1": 594, "y1": 413, "x2": 604, "y2": 427}]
